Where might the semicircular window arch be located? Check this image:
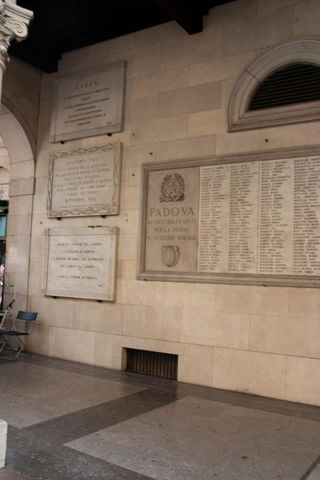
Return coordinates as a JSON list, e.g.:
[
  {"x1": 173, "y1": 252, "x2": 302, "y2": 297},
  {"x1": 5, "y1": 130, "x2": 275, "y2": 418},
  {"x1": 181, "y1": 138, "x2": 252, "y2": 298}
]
[{"x1": 228, "y1": 39, "x2": 320, "y2": 131}]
